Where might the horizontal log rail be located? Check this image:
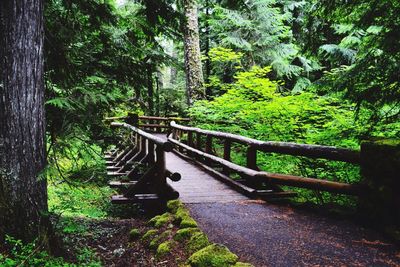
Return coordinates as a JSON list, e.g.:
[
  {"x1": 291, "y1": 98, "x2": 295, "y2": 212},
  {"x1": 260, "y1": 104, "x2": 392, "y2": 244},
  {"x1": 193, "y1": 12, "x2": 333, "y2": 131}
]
[
  {"x1": 106, "y1": 113, "x2": 190, "y2": 133},
  {"x1": 170, "y1": 121, "x2": 360, "y2": 164},
  {"x1": 169, "y1": 121, "x2": 365, "y2": 196},
  {"x1": 111, "y1": 122, "x2": 172, "y2": 151}
]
